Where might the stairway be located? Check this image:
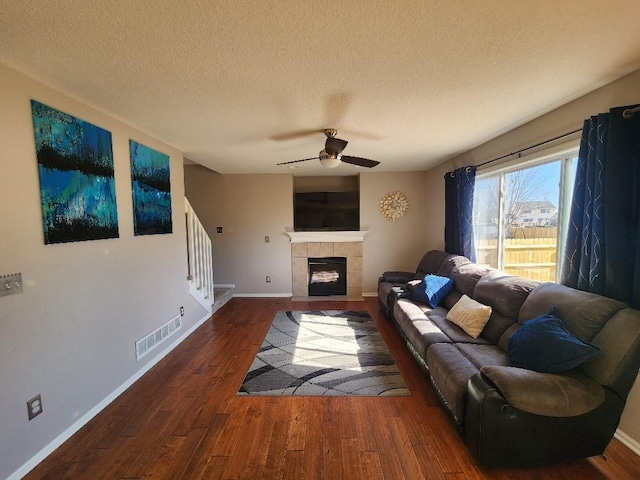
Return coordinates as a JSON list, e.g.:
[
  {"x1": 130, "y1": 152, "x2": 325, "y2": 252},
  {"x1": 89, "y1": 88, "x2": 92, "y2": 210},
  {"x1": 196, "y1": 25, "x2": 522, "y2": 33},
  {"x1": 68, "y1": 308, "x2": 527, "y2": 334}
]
[
  {"x1": 185, "y1": 197, "x2": 235, "y2": 316},
  {"x1": 212, "y1": 287, "x2": 234, "y2": 315}
]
